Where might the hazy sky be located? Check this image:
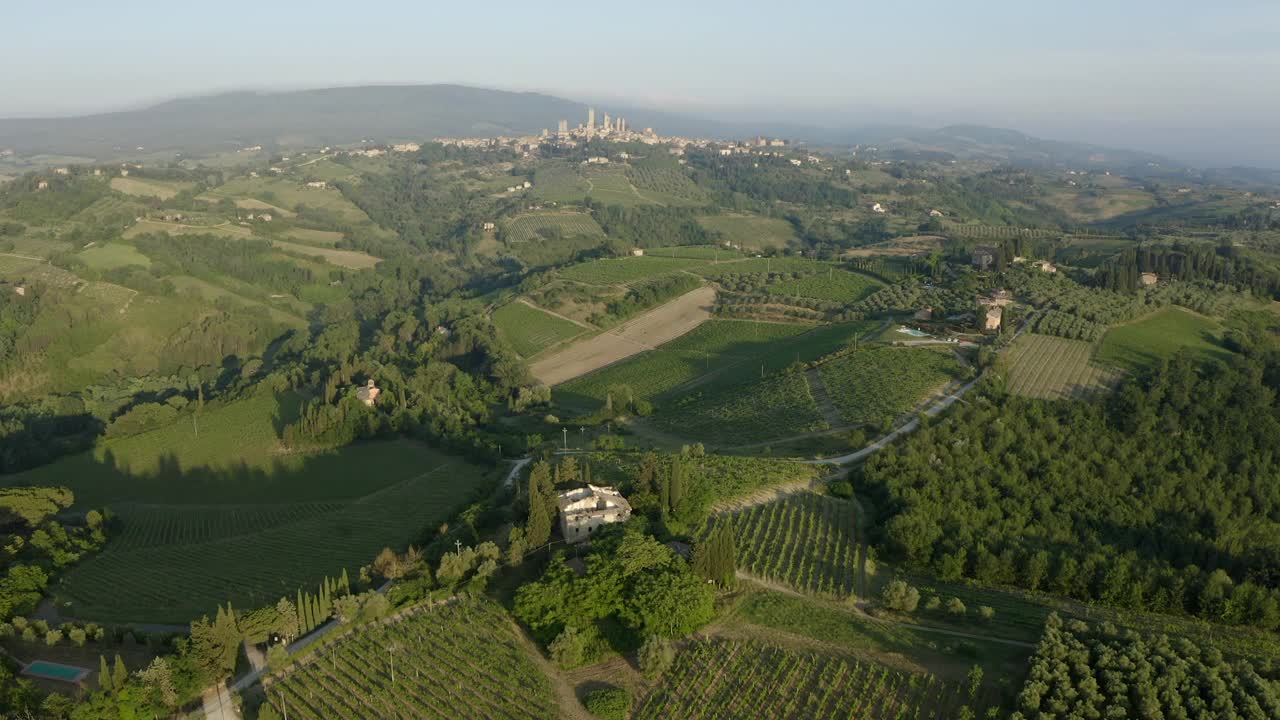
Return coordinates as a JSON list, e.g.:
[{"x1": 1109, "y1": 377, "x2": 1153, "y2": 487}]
[{"x1": 4, "y1": 0, "x2": 1278, "y2": 166}]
